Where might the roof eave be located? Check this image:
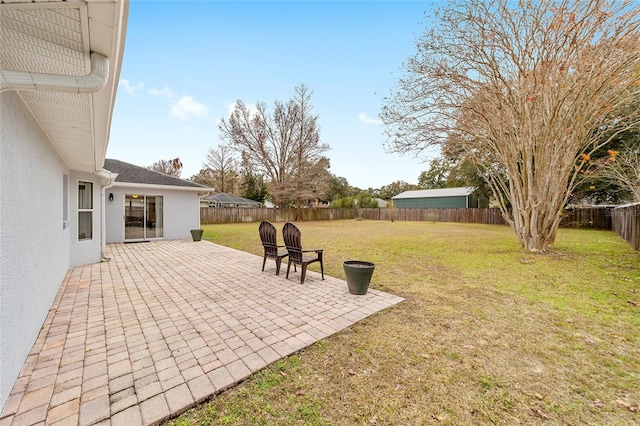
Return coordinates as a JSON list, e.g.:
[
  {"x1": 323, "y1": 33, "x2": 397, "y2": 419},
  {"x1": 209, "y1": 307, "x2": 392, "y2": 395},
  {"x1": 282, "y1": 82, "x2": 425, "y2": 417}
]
[
  {"x1": 112, "y1": 182, "x2": 214, "y2": 192},
  {"x1": 89, "y1": 0, "x2": 129, "y2": 174},
  {"x1": 0, "y1": 0, "x2": 129, "y2": 175}
]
